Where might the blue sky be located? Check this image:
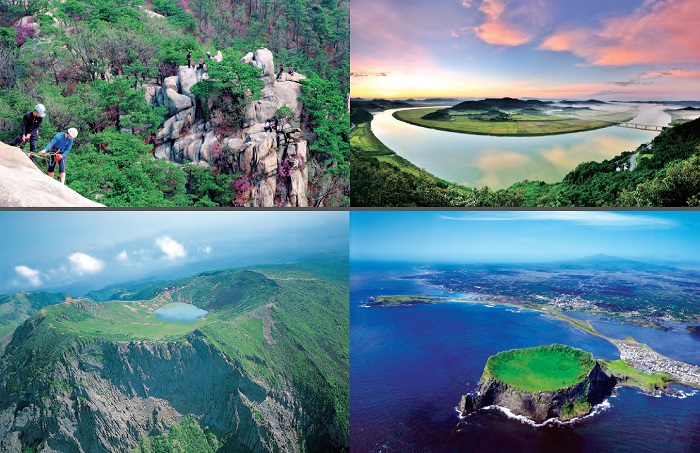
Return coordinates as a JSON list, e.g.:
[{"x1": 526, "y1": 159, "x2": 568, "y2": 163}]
[
  {"x1": 351, "y1": 0, "x2": 700, "y2": 100},
  {"x1": 350, "y1": 211, "x2": 700, "y2": 265},
  {"x1": 1, "y1": 211, "x2": 348, "y2": 295}
]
